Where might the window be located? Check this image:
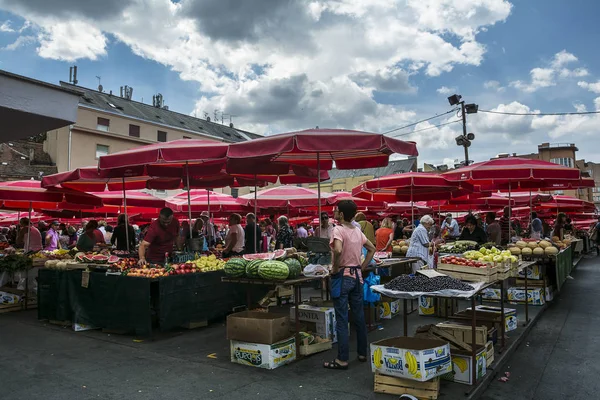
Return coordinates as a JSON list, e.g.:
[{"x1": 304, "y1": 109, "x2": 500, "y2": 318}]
[
  {"x1": 157, "y1": 130, "x2": 167, "y2": 142},
  {"x1": 554, "y1": 190, "x2": 564, "y2": 195},
  {"x1": 129, "y1": 124, "x2": 140, "y2": 137},
  {"x1": 550, "y1": 157, "x2": 574, "y2": 168},
  {"x1": 95, "y1": 144, "x2": 109, "y2": 159},
  {"x1": 97, "y1": 117, "x2": 110, "y2": 132},
  {"x1": 154, "y1": 189, "x2": 166, "y2": 195},
  {"x1": 230, "y1": 188, "x2": 239, "y2": 198},
  {"x1": 183, "y1": 136, "x2": 191, "y2": 139}
]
